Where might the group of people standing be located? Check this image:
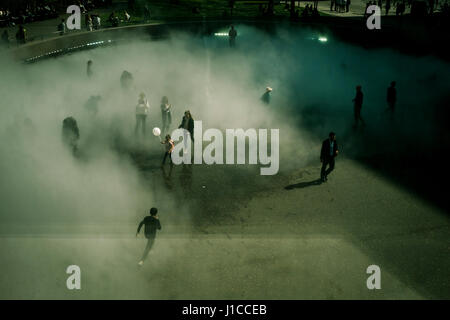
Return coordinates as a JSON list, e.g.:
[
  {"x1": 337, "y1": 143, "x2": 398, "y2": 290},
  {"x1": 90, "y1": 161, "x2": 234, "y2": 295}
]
[
  {"x1": 352, "y1": 81, "x2": 397, "y2": 128},
  {"x1": 320, "y1": 81, "x2": 397, "y2": 183},
  {"x1": 133, "y1": 91, "x2": 196, "y2": 166},
  {"x1": 330, "y1": 0, "x2": 352, "y2": 12}
]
